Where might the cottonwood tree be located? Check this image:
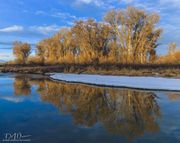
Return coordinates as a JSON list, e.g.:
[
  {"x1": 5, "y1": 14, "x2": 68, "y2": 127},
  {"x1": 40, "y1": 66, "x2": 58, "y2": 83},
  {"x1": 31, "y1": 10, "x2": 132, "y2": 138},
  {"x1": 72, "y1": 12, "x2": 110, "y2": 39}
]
[
  {"x1": 37, "y1": 28, "x2": 73, "y2": 64},
  {"x1": 54, "y1": 28, "x2": 74, "y2": 63},
  {"x1": 104, "y1": 7, "x2": 162, "y2": 64},
  {"x1": 36, "y1": 40, "x2": 46, "y2": 64},
  {"x1": 71, "y1": 19, "x2": 112, "y2": 64},
  {"x1": 13, "y1": 41, "x2": 31, "y2": 64}
]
